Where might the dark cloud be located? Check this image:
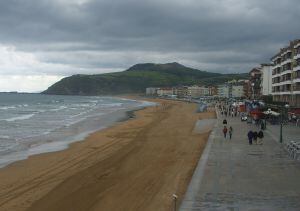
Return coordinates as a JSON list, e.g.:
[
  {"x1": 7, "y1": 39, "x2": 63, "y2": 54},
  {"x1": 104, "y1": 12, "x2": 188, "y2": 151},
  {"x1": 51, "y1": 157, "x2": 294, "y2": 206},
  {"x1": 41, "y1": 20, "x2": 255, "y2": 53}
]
[{"x1": 0, "y1": 0, "x2": 300, "y2": 78}]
